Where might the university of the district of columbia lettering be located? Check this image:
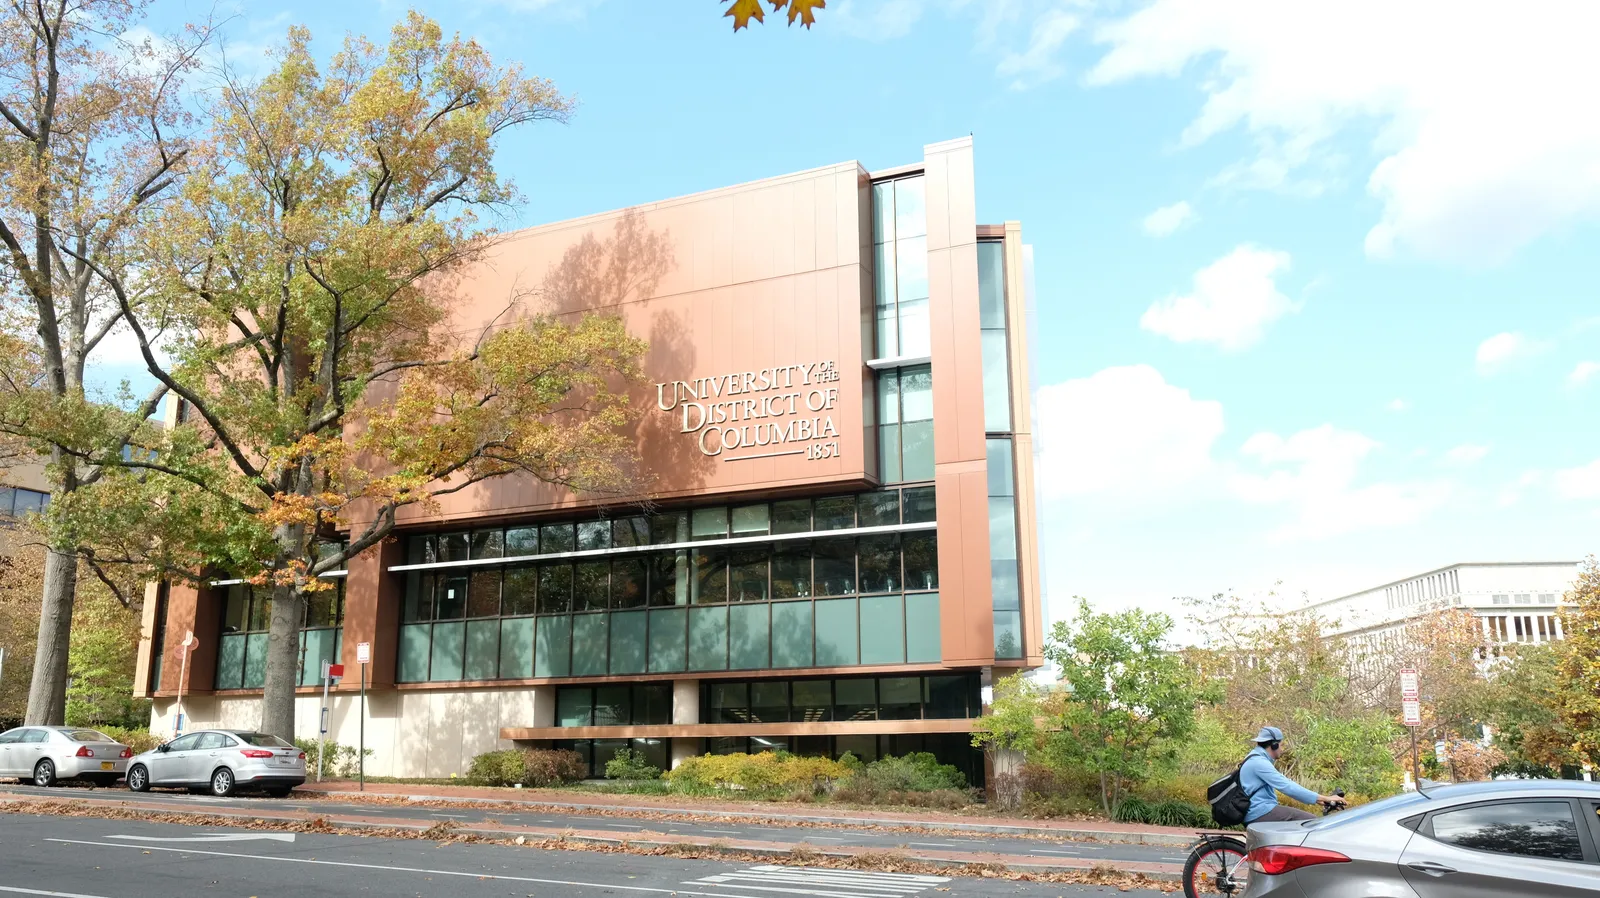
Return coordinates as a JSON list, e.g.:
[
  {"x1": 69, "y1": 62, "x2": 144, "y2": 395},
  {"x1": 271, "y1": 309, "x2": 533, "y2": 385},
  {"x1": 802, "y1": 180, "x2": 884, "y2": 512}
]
[{"x1": 655, "y1": 360, "x2": 842, "y2": 460}]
